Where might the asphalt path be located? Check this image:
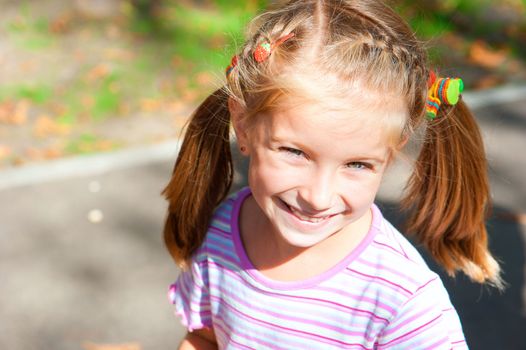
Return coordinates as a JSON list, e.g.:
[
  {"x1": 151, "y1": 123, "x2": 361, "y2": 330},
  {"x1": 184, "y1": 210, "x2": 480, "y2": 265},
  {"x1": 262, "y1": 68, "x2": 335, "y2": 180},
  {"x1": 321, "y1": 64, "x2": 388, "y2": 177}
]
[{"x1": 1, "y1": 86, "x2": 525, "y2": 349}]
